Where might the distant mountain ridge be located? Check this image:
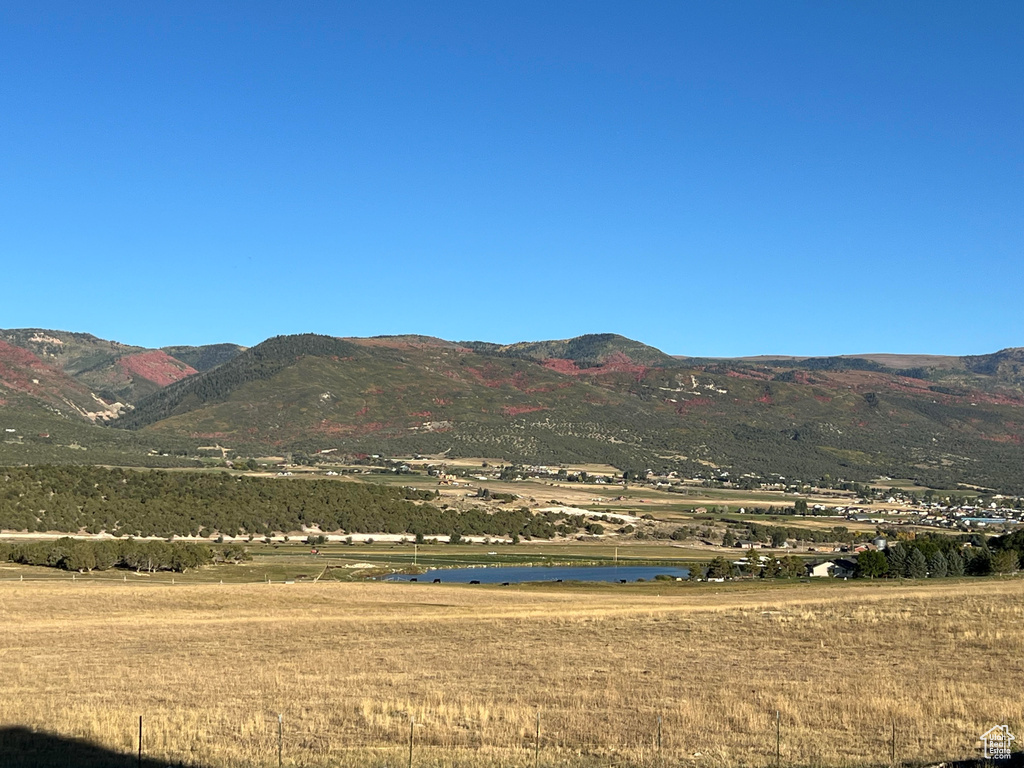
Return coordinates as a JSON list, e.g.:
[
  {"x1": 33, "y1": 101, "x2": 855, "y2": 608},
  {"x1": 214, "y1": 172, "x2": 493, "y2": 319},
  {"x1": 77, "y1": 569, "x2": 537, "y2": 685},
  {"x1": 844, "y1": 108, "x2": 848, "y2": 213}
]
[
  {"x1": 462, "y1": 333, "x2": 678, "y2": 368},
  {"x1": 2, "y1": 328, "x2": 1023, "y2": 493},
  {"x1": 0, "y1": 328, "x2": 244, "y2": 405}
]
